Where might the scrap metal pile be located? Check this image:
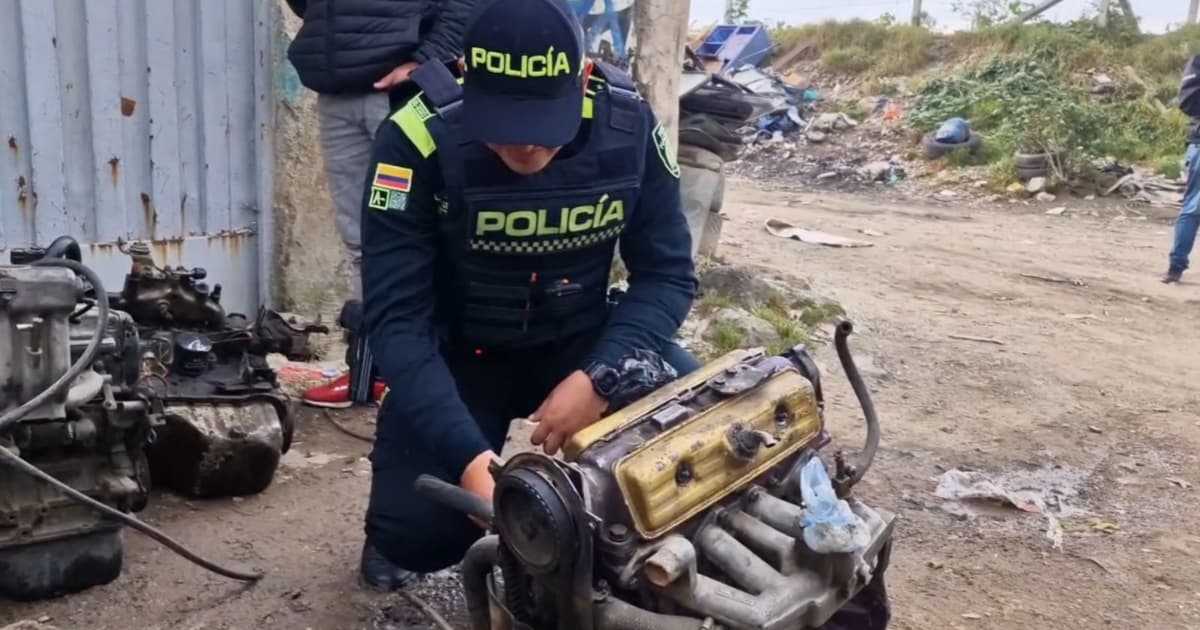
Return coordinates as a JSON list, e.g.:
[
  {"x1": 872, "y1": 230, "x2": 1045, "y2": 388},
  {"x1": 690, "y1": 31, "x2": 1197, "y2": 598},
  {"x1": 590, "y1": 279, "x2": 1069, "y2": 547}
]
[
  {"x1": 420, "y1": 323, "x2": 895, "y2": 630},
  {"x1": 0, "y1": 236, "x2": 324, "y2": 601}
]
